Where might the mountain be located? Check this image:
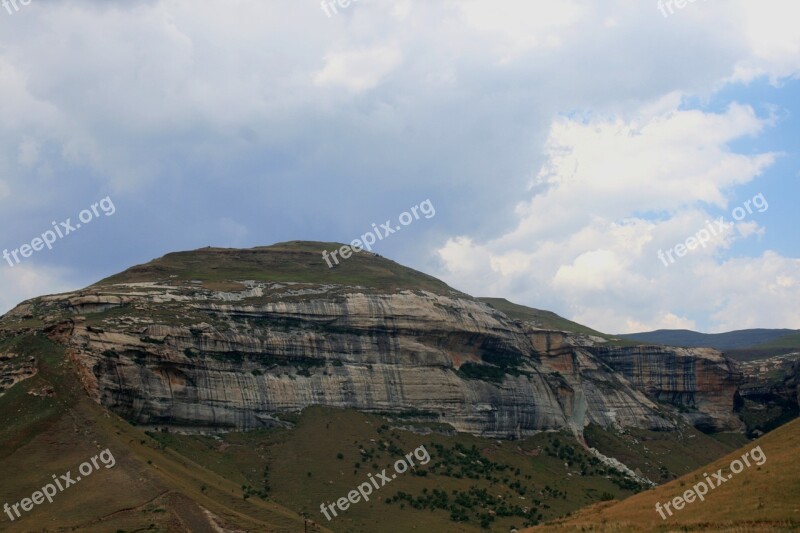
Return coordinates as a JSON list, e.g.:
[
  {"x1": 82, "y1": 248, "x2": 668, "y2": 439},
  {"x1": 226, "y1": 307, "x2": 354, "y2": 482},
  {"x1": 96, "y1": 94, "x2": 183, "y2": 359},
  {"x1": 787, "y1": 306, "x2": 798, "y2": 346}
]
[
  {"x1": 1, "y1": 242, "x2": 742, "y2": 436},
  {"x1": 617, "y1": 328, "x2": 800, "y2": 351},
  {"x1": 0, "y1": 241, "x2": 775, "y2": 531}
]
